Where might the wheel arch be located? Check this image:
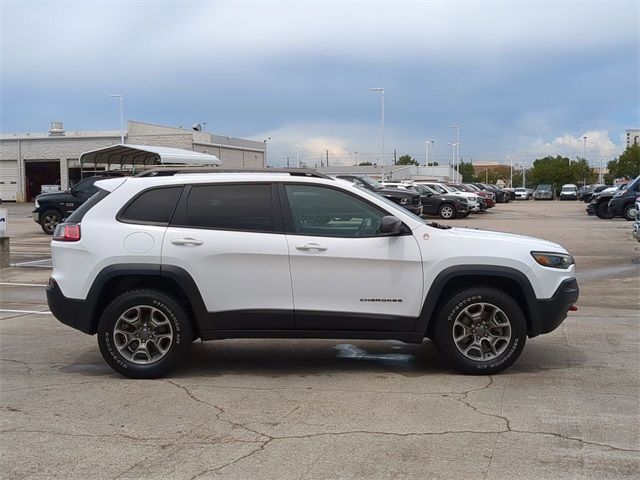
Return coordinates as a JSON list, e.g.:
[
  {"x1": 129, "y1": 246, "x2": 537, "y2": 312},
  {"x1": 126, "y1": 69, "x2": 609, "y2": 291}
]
[
  {"x1": 84, "y1": 264, "x2": 208, "y2": 335},
  {"x1": 418, "y1": 266, "x2": 540, "y2": 339}
]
